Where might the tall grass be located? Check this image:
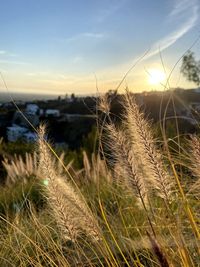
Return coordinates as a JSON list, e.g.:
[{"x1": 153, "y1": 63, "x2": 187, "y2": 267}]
[{"x1": 0, "y1": 91, "x2": 199, "y2": 266}]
